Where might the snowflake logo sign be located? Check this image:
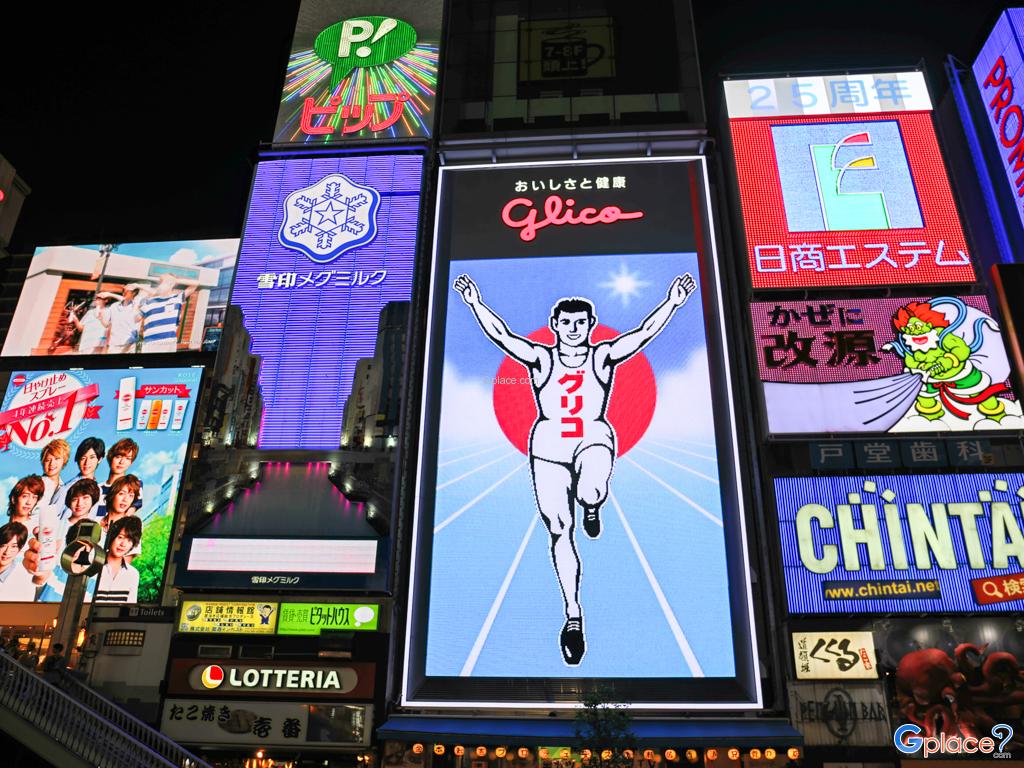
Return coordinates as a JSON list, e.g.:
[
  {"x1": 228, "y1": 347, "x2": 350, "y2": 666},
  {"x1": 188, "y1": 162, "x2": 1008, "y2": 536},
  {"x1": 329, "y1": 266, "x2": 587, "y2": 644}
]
[{"x1": 278, "y1": 173, "x2": 381, "y2": 263}]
